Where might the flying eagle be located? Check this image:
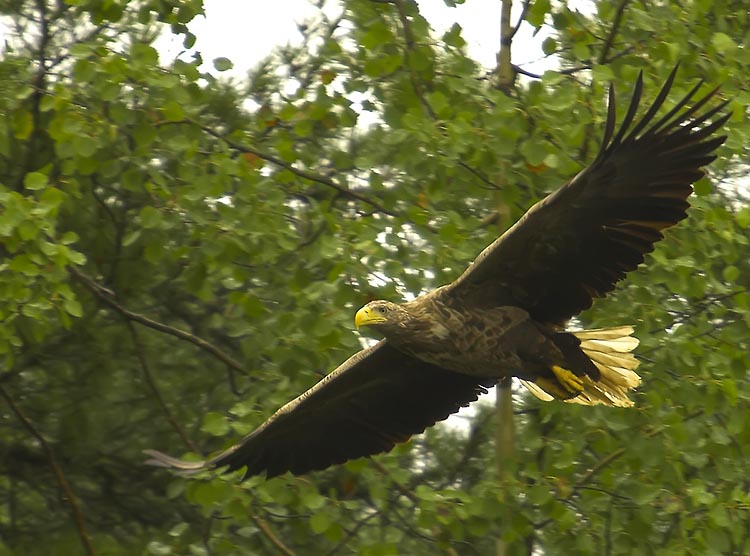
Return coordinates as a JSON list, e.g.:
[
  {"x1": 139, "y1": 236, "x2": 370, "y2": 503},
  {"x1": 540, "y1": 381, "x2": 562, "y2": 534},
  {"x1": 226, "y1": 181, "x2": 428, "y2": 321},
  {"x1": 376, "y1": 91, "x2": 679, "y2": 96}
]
[{"x1": 146, "y1": 67, "x2": 729, "y2": 480}]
